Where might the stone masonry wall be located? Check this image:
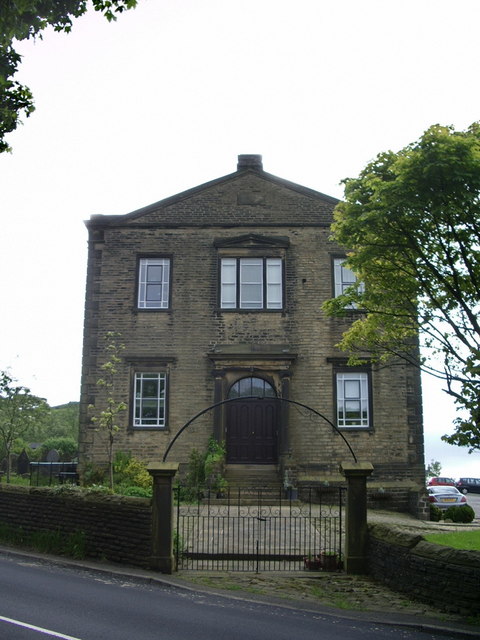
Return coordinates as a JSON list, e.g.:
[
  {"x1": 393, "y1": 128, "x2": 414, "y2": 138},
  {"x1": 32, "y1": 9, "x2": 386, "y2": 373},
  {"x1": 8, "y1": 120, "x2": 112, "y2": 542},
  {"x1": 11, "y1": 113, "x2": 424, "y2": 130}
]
[
  {"x1": 79, "y1": 166, "x2": 425, "y2": 496},
  {"x1": 0, "y1": 484, "x2": 151, "y2": 568},
  {"x1": 368, "y1": 523, "x2": 480, "y2": 615}
]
